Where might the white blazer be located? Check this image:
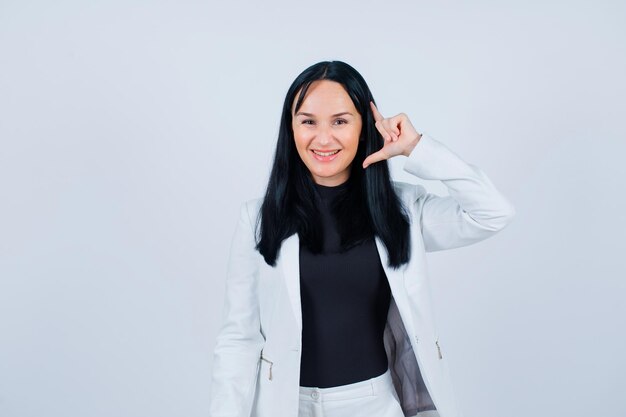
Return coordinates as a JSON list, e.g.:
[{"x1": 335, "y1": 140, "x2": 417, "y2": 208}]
[{"x1": 209, "y1": 133, "x2": 516, "y2": 417}]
